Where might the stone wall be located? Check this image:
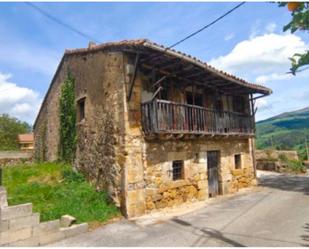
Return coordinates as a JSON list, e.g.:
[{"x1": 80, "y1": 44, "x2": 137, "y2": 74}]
[
  {"x1": 256, "y1": 149, "x2": 299, "y2": 161},
  {"x1": 0, "y1": 151, "x2": 32, "y2": 167},
  {"x1": 0, "y1": 187, "x2": 88, "y2": 246},
  {"x1": 69, "y1": 52, "x2": 126, "y2": 207},
  {"x1": 34, "y1": 58, "x2": 69, "y2": 162},
  {"x1": 256, "y1": 149, "x2": 300, "y2": 172},
  {"x1": 34, "y1": 50, "x2": 257, "y2": 219},
  {"x1": 141, "y1": 138, "x2": 255, "y2": 213},
  {"x1": 34, "y1": 51, "x2": 127, "y2": 207},
  {"x1": 122, "y1": 54, "x2": 256, "y2": 217}
]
